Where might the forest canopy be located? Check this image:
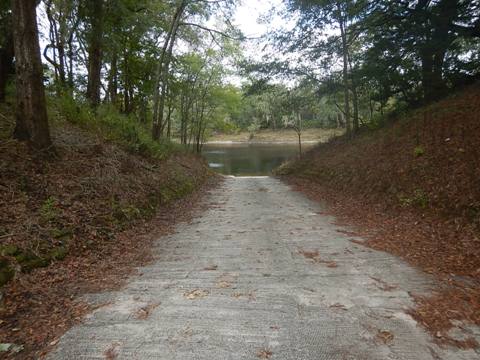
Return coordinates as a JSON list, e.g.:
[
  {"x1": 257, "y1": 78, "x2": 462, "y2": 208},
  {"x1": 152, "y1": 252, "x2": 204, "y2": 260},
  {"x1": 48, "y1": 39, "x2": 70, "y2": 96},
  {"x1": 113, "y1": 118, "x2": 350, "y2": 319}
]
[{"x1": 0, "y1": 0, "x2": 479, "y2": 150}]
